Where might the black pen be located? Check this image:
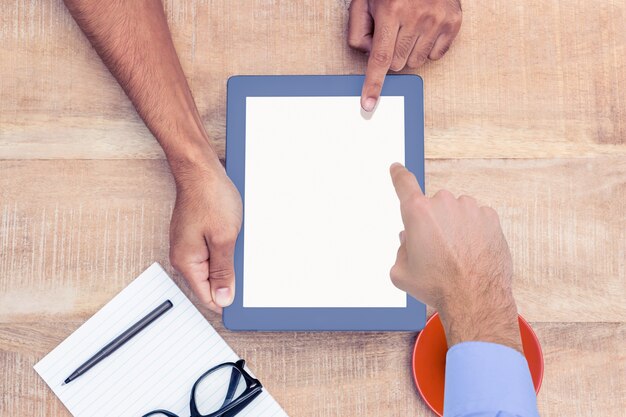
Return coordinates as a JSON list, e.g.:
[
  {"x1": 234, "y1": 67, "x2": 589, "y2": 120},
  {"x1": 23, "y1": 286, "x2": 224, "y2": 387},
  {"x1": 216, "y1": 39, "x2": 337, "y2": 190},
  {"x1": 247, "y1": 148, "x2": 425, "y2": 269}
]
[{"x1": 62, "y1": 299, "x2": 173, "y2": 385}]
